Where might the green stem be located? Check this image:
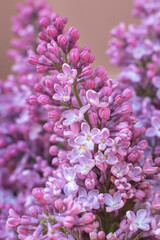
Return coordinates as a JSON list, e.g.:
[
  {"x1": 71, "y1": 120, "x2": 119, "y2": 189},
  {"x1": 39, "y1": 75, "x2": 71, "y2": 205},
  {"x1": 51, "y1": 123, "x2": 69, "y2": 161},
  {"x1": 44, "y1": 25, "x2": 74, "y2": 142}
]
[
  {"x1": 72, "y1": 84, "x2": 82, "y2": 107},
  {"x1": 129, "y1": 231, "x2": 145, "y2": 240},
  {"x1": 72, "y1": 83, "x2": 92, "y2": 128},
  {"x1": 133, "y1": 231, "x2": 145, "y2": 240}
]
